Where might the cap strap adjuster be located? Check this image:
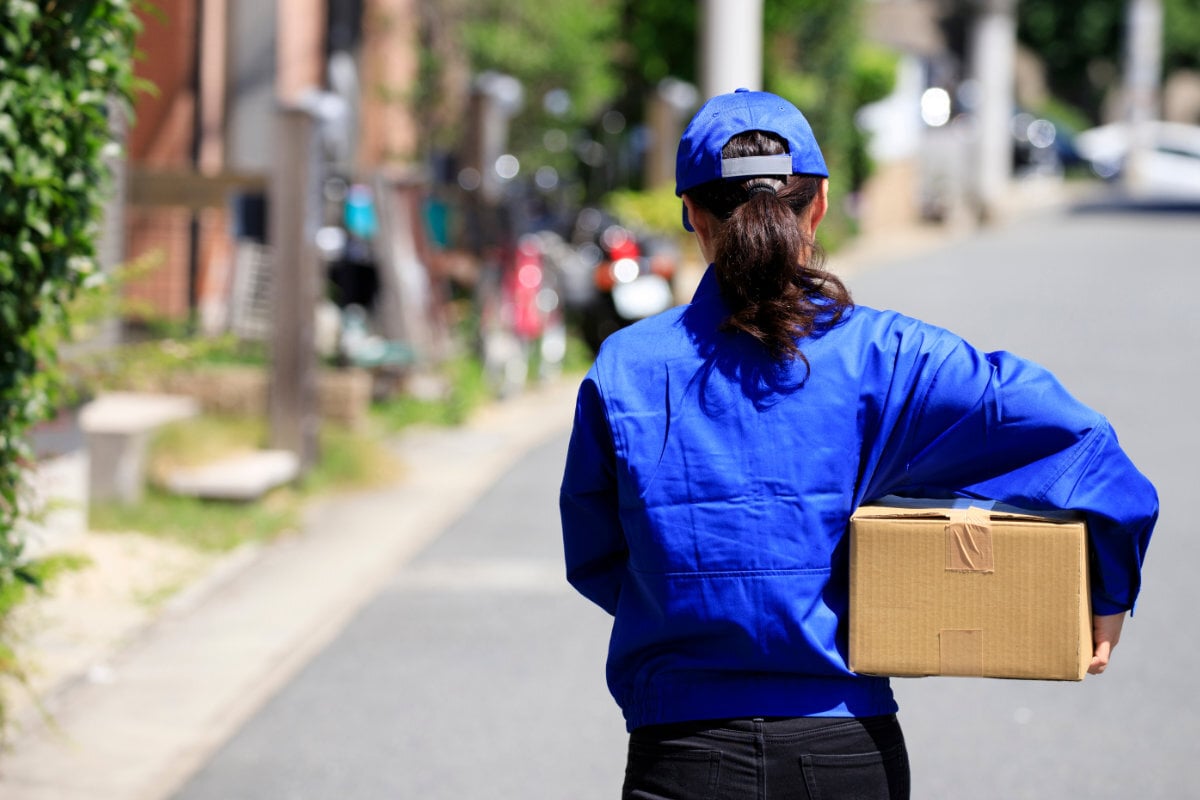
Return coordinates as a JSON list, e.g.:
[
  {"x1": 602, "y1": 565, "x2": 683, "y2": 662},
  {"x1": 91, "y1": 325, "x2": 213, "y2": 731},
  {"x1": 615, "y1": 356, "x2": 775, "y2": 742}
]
[{"x1": 720, "y1": 154, "x2": 793, "y2": 179}]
